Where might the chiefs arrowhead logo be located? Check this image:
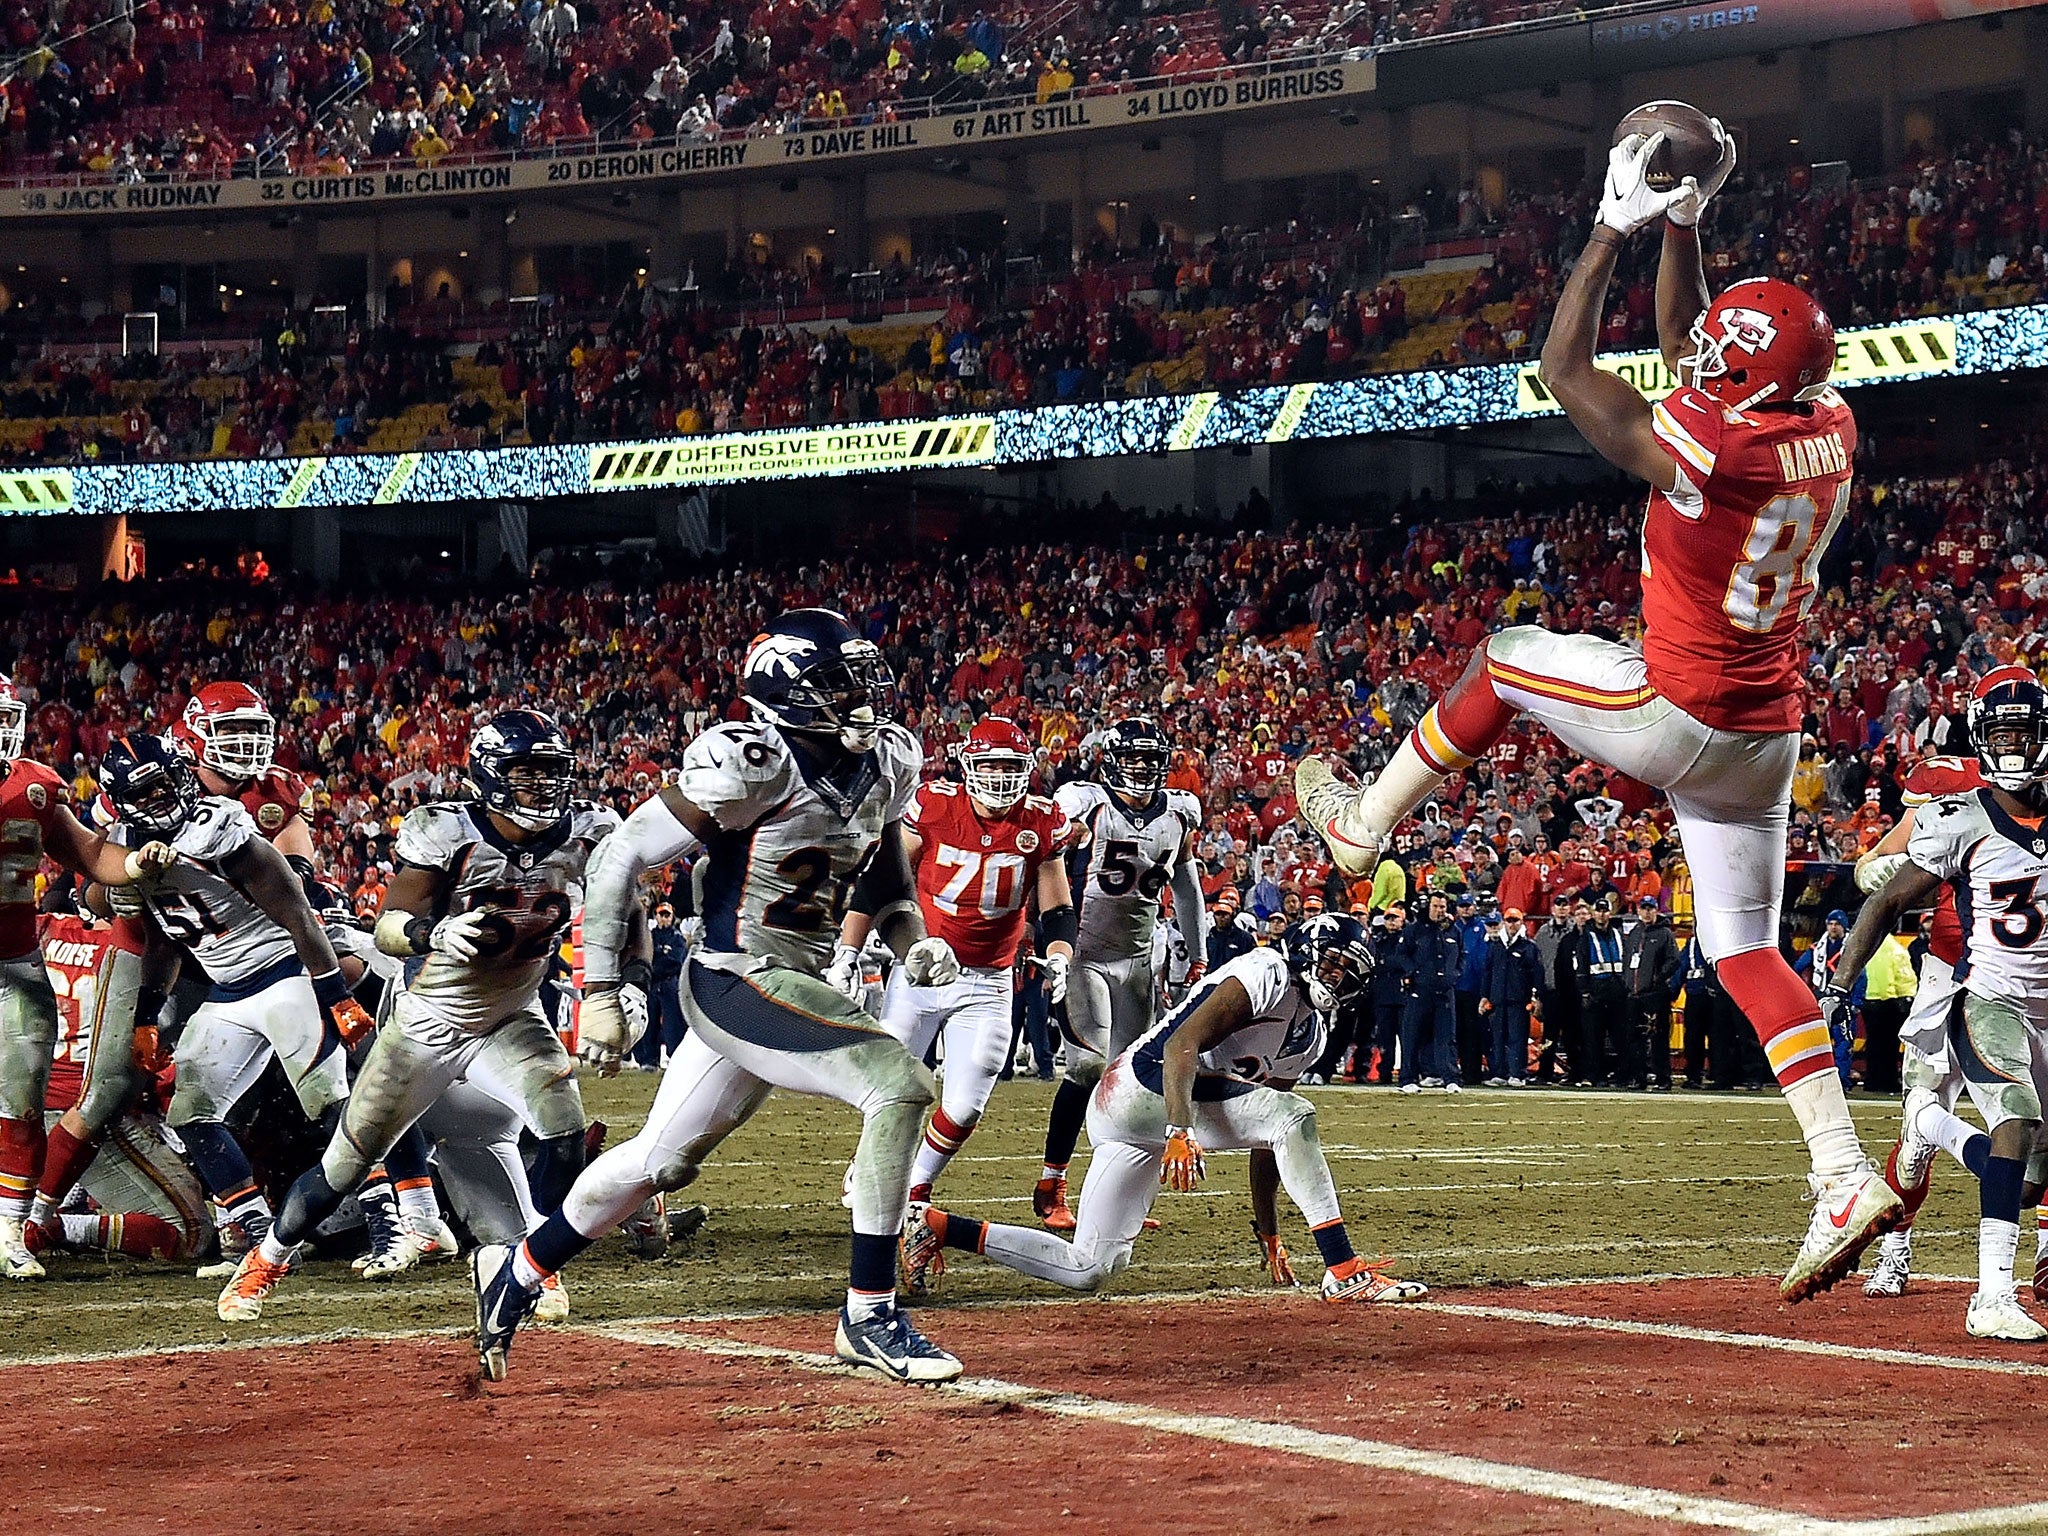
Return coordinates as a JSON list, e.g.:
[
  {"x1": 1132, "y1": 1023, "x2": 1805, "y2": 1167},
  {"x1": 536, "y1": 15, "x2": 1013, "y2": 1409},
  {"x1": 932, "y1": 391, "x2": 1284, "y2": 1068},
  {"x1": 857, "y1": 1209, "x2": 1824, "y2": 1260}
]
[
  {"x1": 257, "y1": 801, "x2": 286, "y2": 831},
  {"x1": 745, "y1": 634, "x2": 817, "y2": 680},
  {"x1": 1714, "y1": 306, "x2": 1779, "y2": 356},
  {"x1": 26, "y1": 782, "x2": 47, "y2": 809},
  {"x1": 1015, "y1": 828, "x2": 1039, "y2": 854}
]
